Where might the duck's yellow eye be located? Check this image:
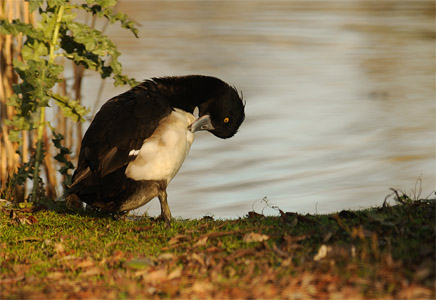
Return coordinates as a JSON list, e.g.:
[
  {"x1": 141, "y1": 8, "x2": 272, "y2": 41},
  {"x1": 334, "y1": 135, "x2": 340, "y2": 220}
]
[{"x1": 224, "y1": 117, "x2": 230, "y2": 123}]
